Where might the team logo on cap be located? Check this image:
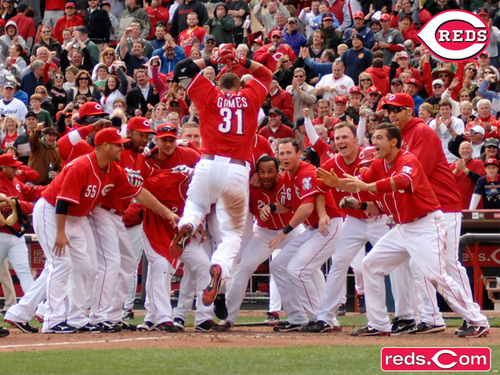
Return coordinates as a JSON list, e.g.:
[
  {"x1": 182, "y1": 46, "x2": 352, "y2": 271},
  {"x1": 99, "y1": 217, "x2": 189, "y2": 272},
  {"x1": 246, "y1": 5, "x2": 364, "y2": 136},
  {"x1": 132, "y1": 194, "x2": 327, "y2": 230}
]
[
  {"x1": 389, "y1": 94, "x2": 396, "y2": 101},
  {"x1": 417, "y1": 10, "x2": 490, "y2": 62},
  {"x1": 95, "y1": 103, "x2": 102, "y2": 110},
  {"x1": 144, "y1": 120, "x2": 150, "y2": 127}
]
